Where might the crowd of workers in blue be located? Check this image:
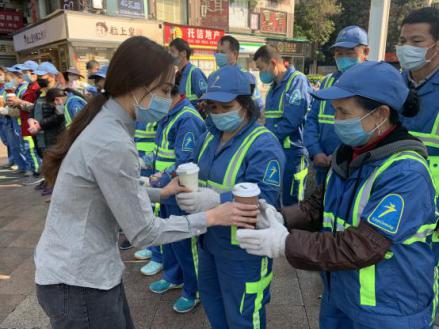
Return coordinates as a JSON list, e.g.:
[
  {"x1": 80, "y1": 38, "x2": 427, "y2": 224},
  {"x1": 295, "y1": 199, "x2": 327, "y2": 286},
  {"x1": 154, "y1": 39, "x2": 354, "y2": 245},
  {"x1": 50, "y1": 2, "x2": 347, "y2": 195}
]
[{"x1": 3, "y1": 6, "x2": 439, "y2": 329}]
